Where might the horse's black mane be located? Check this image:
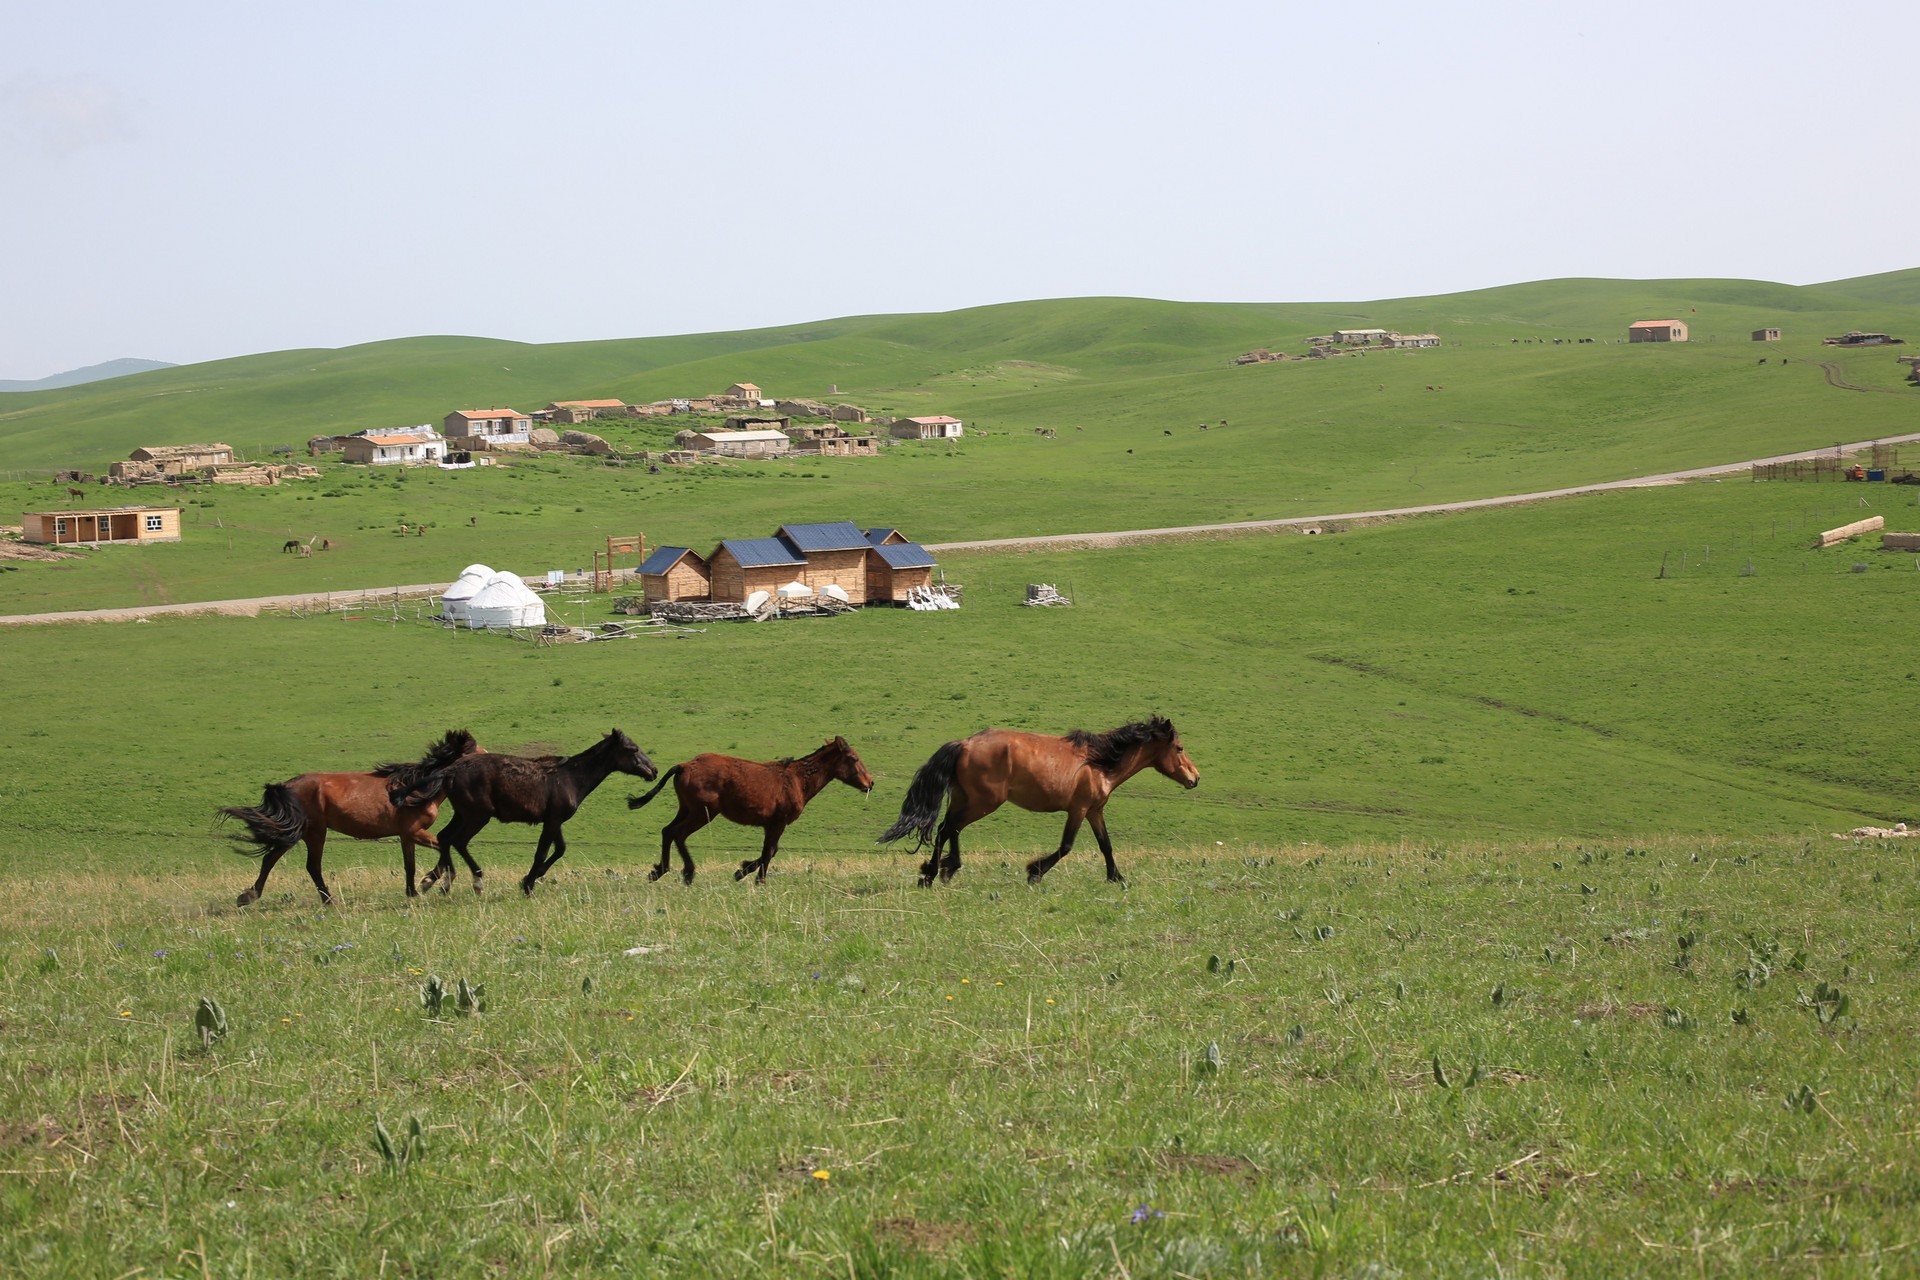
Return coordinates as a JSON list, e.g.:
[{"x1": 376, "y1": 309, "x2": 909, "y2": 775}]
[
  {"x1": 1064, "y1": 717, "x2": 1175, "y2": 773},
  {"x1": 371, "y1": 729, "x2": 478, "y2": 786}
]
